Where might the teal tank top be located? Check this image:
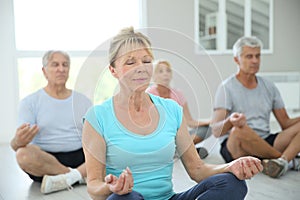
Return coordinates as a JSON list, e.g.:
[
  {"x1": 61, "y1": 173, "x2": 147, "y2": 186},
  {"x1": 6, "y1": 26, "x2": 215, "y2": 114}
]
[{"x1": 85, "y1": 94, "x2": 183, "y2": 200}]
